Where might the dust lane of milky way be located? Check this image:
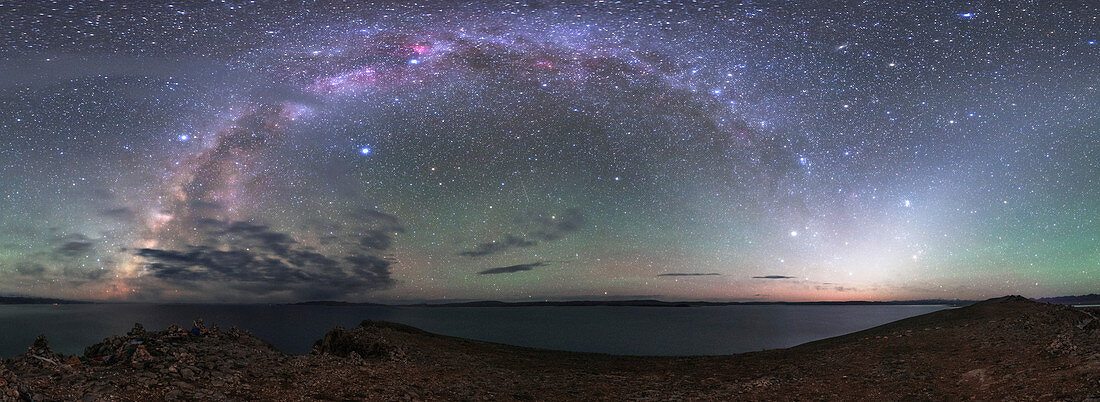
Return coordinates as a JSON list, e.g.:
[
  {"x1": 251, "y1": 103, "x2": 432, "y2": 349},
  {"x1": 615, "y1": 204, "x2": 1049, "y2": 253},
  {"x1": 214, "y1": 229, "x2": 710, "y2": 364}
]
[{"x1": 0, "y1": 1, "x2": 1095, "y2": 302}]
